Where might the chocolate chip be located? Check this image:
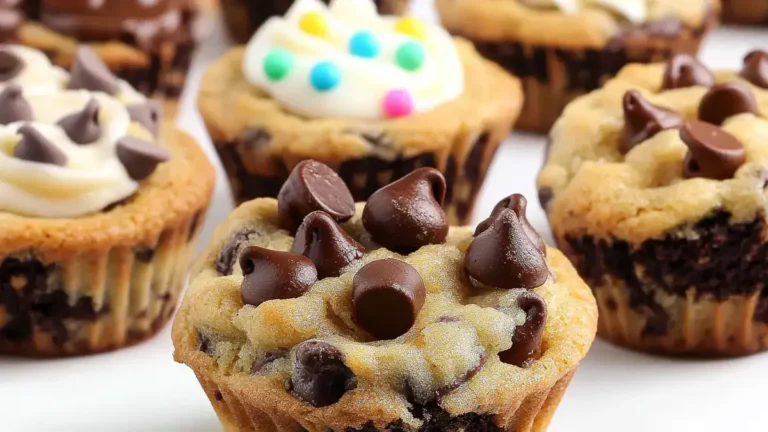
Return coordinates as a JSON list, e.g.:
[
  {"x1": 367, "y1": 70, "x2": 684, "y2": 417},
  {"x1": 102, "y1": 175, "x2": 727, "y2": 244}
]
[
  {"x1": 292, "y1": 211, "x2": 365, "y2": 279},
  {"x1": 238, "y1": 246, "x2": 317, "y2": 307},
  {"x1": 57, "y1": 98, "x2": 101, "y2": 144},
  {"x1": 0, "y1": 49, "x2": 23, "y2": 82},
  {"x1": 662, "y1": 54, "x2": 714, "y2": 90},
  {"x1": 499, "y1": 291, "x2": 547, "y2": 368},
  {"x1": 0, "y1": 83, "x2": 32, "y2": 125},
  {"x1": 278, "y1": 160, "x2": 356, "y2": 233},
  {"x1": 240, "y1": 128, "x2": 271, "y2": 149},
  {"x1": 538, "y1": 187, "x2": 554, "y2": 213},
  {"x1": 127, "y1": 102, "x2": 162, "y2": 137},
  {"x1": 741, "y1": 50, "x2": 768, "y2": 89},
  {"x1": 289, "y1": 341, "x2": 357, "y2": 407},
  {"x1": 252, "y1": 349, "x2": 288, "y2": 373},
  {"x1": 680, "y1": 120, "x2": 746, "y2": 180},
  {"x1": 476, "y1": 194, "x2": 546, "y2": 257},
  {"x1": 465, "y1": 209, "x2": 549, "y2": 290},
  {"x1": 14, "y1": 125, "x2": 67, "y2": 166},
  {"x1": 362, "y1": 168, "x2": 448, "y2": 254},
  {"x1": 698, "y1": 82, "x2": 758, "y2": 126},
  {"x1": 116, "y1": 136, "x2": 171, "y2": 181},
  {"x1": 621, "y1": 90, "x2": 683, "y2": 153},
  {"x1": 216, "y1": 228, "x2": 258, "y2": 275},
  {"x1": 68, "y1": 46, "x2": 120, "y2": 95}
]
